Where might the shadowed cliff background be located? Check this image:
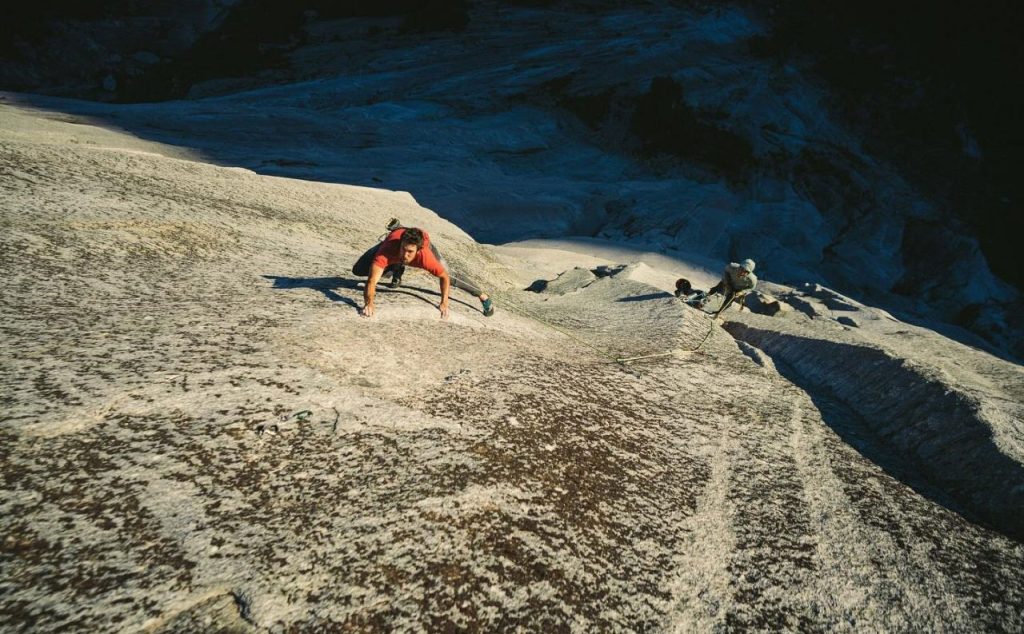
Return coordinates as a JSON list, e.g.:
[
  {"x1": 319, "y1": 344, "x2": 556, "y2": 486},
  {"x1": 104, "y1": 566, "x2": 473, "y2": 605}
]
[{"x1": 3, "y1": 0, "x2": 1021, "y2": 356}]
